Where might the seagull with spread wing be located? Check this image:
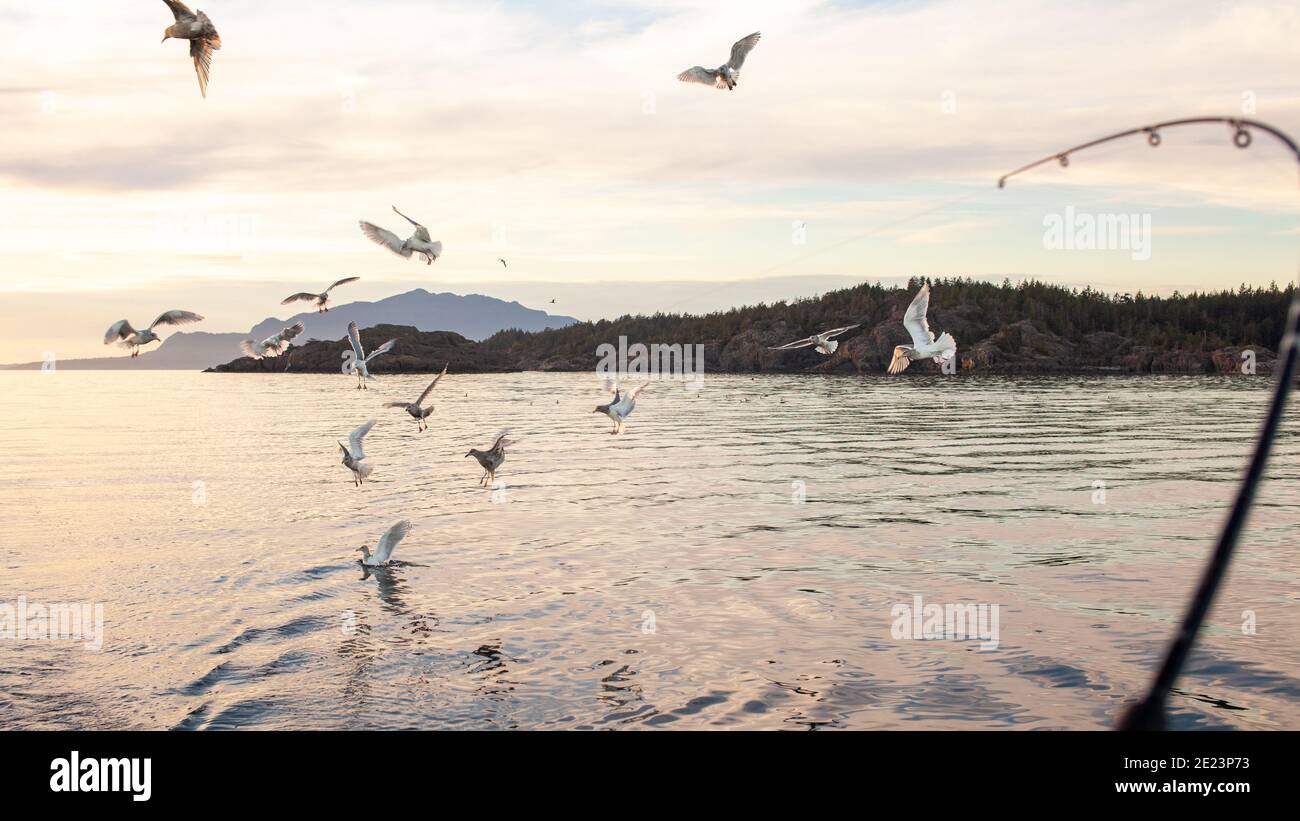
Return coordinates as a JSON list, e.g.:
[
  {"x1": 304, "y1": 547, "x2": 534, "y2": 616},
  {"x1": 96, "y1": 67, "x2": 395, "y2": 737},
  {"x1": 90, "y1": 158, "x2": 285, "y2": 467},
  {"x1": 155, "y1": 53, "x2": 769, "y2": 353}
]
[
  {"x1": 383, "y1": 364, "x2": 448, "y2": 431},
  {"x1": 280, "y1": 277, "x2": 359, "y2": 313},
  {"x1": 240, "y1": 322, "x2": 304, "y2": 360},
  {"x1": 103, "y1": 310, "x2": 204, "y2": 358},
  {"x1": 887, "y1": 283, "x2": 958, "y2": 374},
  {"x1": 338, "y1": 419, "x2": 376, "y2": 487},
  {"x1": 345, "y1": 321, "x2": 396, "y2": 390},
  {"x1": 594, "y1": 382, "x2": 648, "y2": 435},
  {"x1": 466, "y1": 431, "x2": 515, "y2": 486},
  {"x1": 677, "y1": 32, "x2": 761, "y2": 91},
  {"x1": 359, "y1": 207, "x2": 442, "y2": 265},
  {"x1": 357, "y1": 520, "x2": 410, "y2": 567},
  {"x1": 768, "y1": 324, "x2": 859, "y2": 356},
  {"x1": 160, "y1": 1, "x2": 221, "y2": 98}
]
